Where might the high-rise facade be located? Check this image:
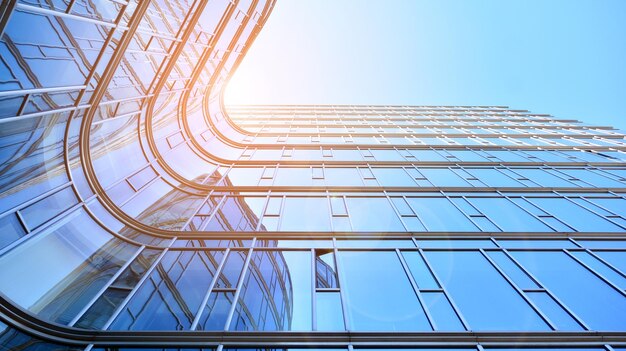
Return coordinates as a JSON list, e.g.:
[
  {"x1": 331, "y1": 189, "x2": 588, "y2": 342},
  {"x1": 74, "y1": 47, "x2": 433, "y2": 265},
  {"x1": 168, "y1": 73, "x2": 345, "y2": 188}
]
[{"x1": 1, "y1": 0, "x2": 626, "y2": 350}]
